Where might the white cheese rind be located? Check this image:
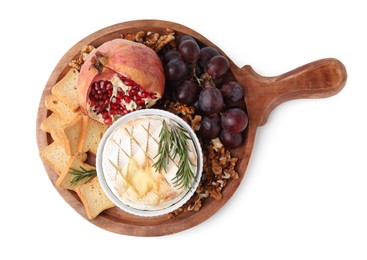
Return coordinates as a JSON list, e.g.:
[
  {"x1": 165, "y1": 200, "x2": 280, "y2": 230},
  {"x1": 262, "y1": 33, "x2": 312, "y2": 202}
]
[{"x1": 101, "y1": 115, "x2": 198, "y2": 211}]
